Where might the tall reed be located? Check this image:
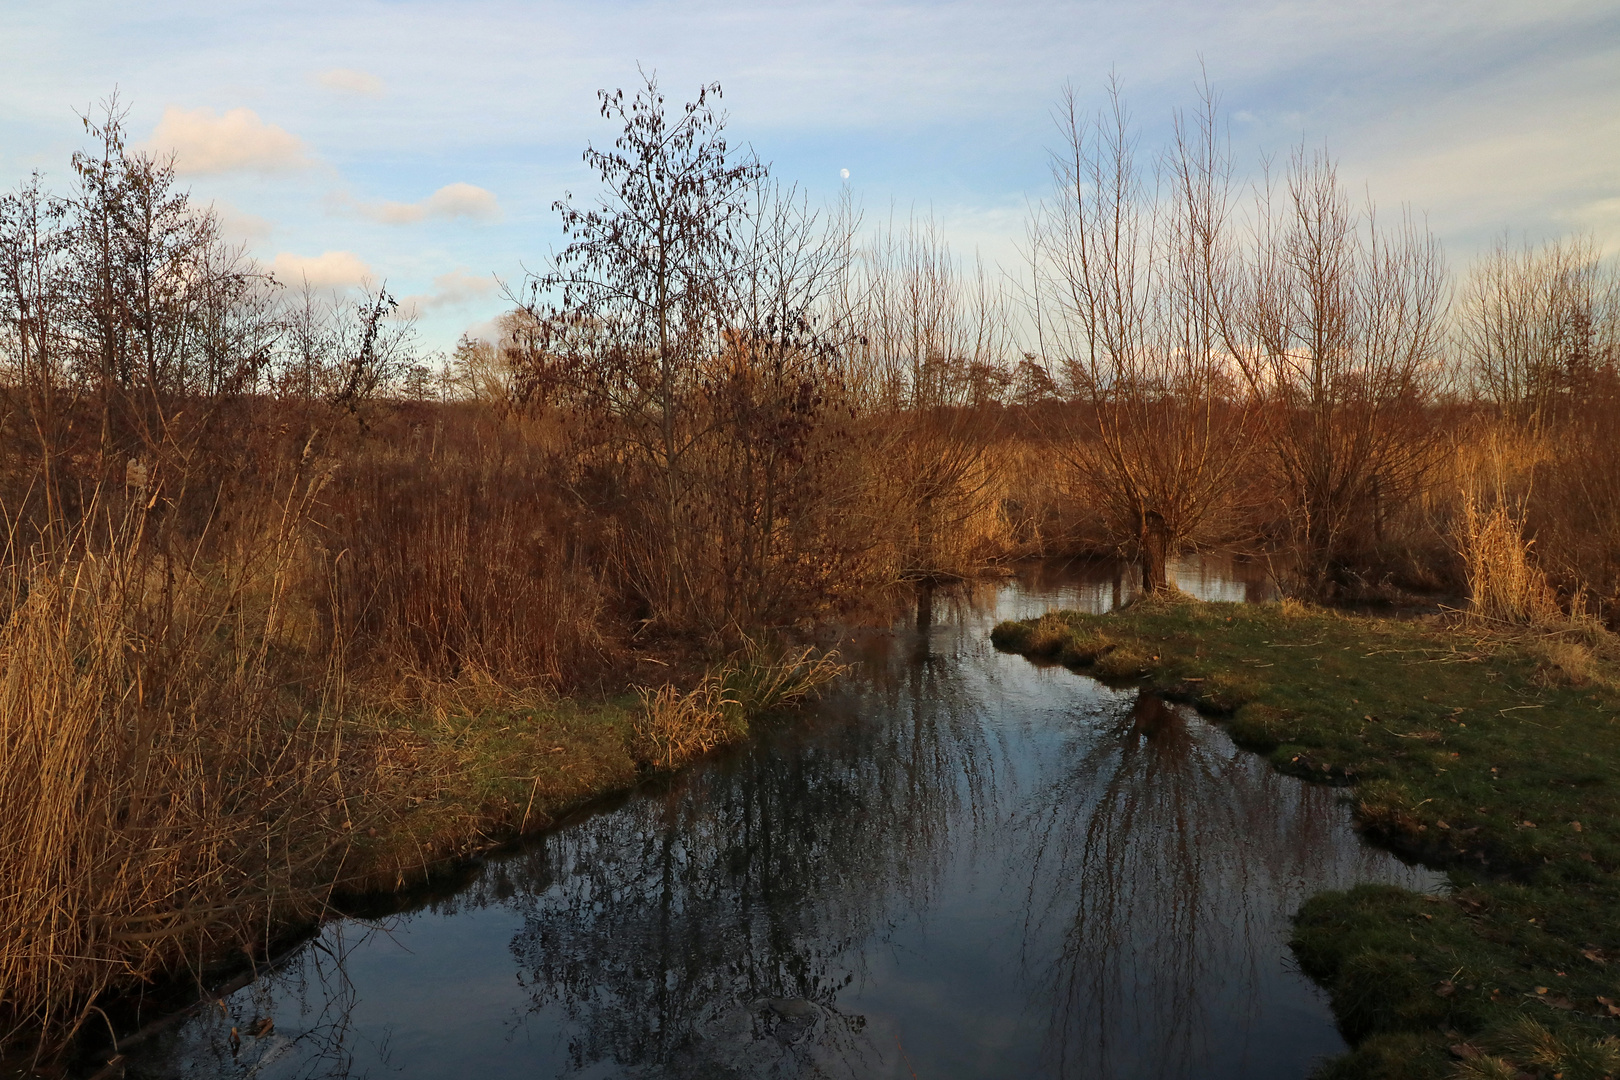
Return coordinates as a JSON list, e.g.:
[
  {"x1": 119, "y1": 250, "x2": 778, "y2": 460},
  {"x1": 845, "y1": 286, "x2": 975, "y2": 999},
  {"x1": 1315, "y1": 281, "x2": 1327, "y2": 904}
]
[
  {"x1": 0, "y1": 481, "x2": 349, "y2": 1048},
  {"x1": 323, "y1": 433, "x2": 609, "y2": 691},
  {"x1": 1459, "y1": 492, "x2": 1562, "y2": 626}
]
